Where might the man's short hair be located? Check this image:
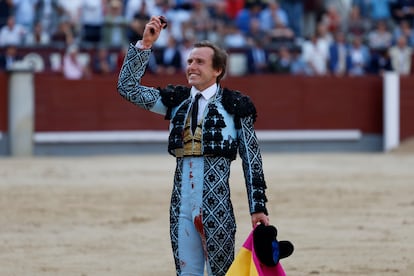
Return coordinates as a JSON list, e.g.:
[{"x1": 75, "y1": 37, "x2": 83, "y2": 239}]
[{"x1": 193, "y1": 40, "x2": 227, "y2": 83}]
